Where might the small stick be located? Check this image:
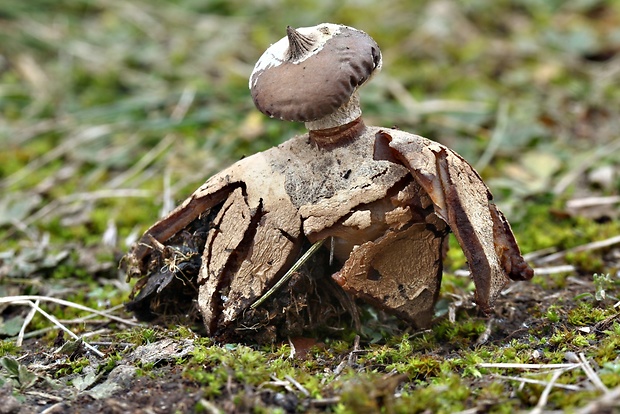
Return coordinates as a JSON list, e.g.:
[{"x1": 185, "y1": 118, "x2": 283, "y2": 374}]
[{"x1": 250, "y1": 239, "x2": 325, "y2": 309}]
